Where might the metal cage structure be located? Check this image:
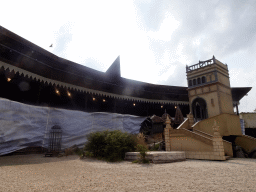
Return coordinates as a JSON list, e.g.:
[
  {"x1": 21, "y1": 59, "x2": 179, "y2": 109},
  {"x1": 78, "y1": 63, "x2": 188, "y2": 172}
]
[{"x1": 48, "y1": 125, "x2": 62, "y2": 154}]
